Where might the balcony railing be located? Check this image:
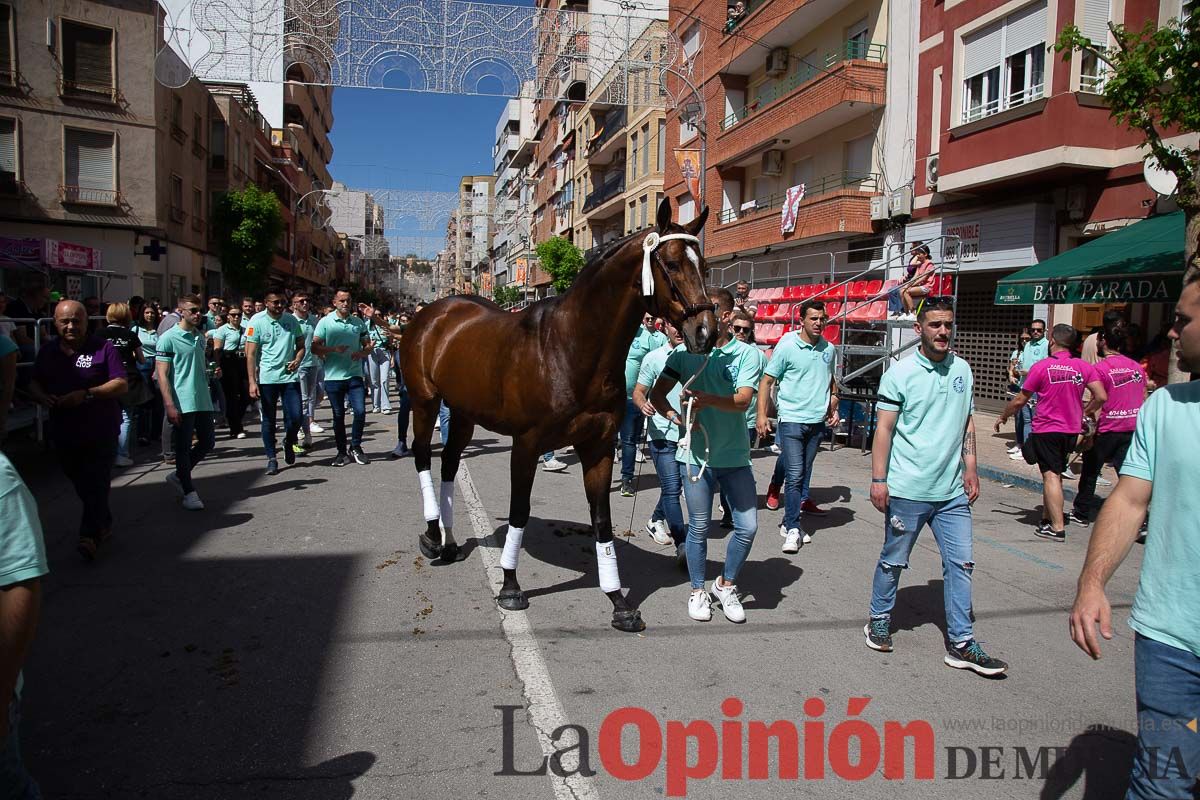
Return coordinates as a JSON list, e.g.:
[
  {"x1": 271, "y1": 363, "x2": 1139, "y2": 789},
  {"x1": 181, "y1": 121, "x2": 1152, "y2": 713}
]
[
  {"x1": 962, "y1": 82, "x2": 1044, "y2": 124},
  {"x1": 192, "y1": 140, "x2": 208, "y2": 160},
  {"x1": 59, "y1": 185, "x2": 121, "y2": 206},
  {"x1": 0, "y1": 172, "x2": 25, "y2": 196},
  {"x1": 58, "y1": 77, "x2": 119, "y2": 104},
  {"x1": 170, "y1": 205, "x2": 187, "y2": 223},
  {"x1": 721, "y1": 42, "x2": 886, "y2": 131},
  {"x1": 581, "y1": 172, "x2": 626, "y2": 212},
  {"x1": 718, "y1": 171, "x2": 879, "y2": 224},
  {"x1": 170, "y1": 122, "x2": 187, "y2": 143},
  {"x1": 587, "y1": 108, "x2": 627, "y2": 156}
]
